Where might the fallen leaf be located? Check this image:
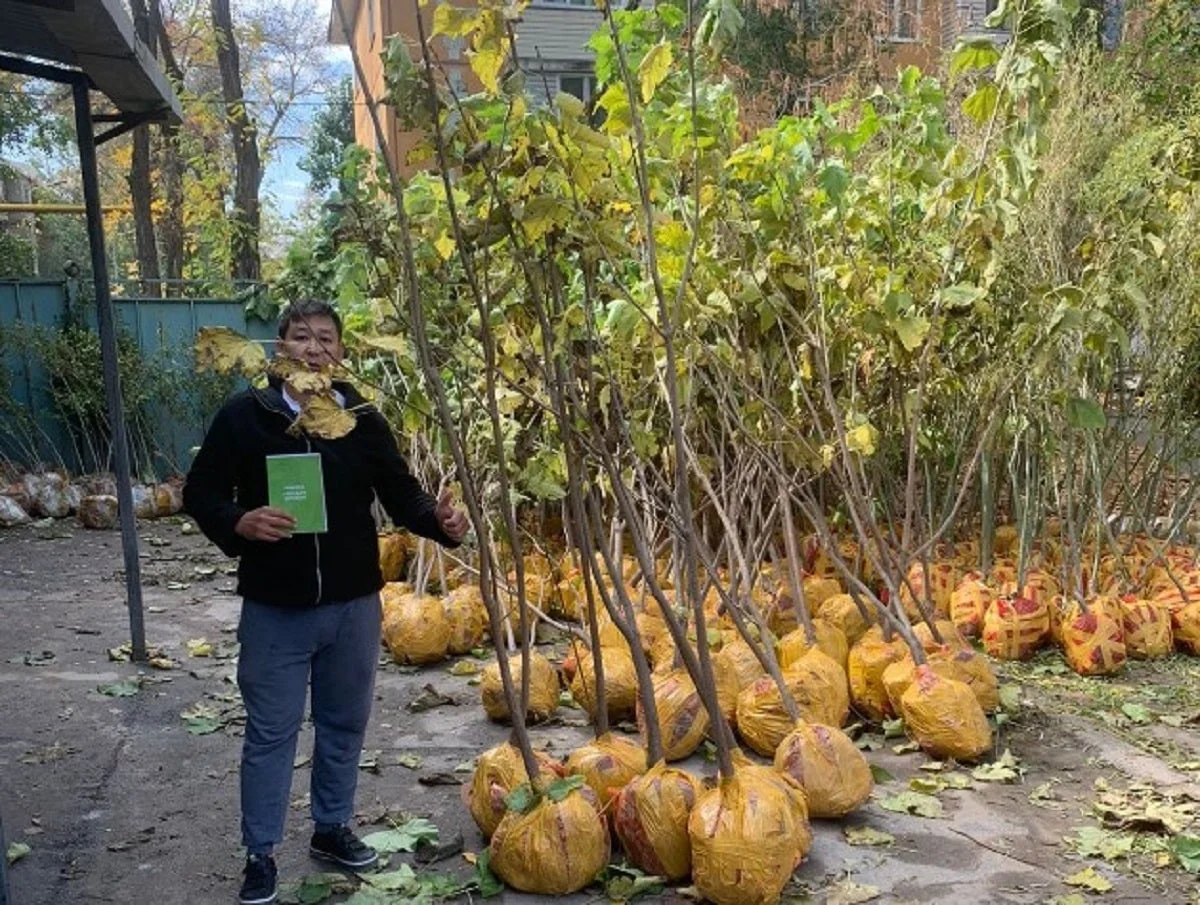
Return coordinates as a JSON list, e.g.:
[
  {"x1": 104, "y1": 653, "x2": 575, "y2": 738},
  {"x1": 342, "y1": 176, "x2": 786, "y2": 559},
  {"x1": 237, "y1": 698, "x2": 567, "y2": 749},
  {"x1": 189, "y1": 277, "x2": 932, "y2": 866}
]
[
  {"x1": 1063, "y1": 867, "x2": 1113, "y2": 892},
  {"x1": 359, "y1": 751, "x2": 381, "y2": 773},
  {"x1": 6, "y1": 841, "x2": 31, "y2": 864},
  {"x1": 417, "y1": 773, "x2": 464, "y2": 787},
  {"x1": 22, "y1": 650, "x2": 55, "y2": 667},
  {"x1": 877, "y1": 791, "x2": 943, "y2": 818},
  {"x1": 1171, "y1": 834, "x2": 1200, "y2": 873},
  {"x1": 843, "y1": 826, "x2": 895, "y2": 846},
  {"x1": 972, "y1": 749, "x2": 1024, "y2": 783},
  {"x1": 407, "y1": 684, "x2": 457, "y2": 713},
  {"x1": 1068, "y1": 826, "x2": 1134, "y2": 860},
  {"x1": 892, "y1": 741, "x2": 921, "y2": 755},
  {"x1": 869, "y1": 764, "x2": 895, "y2": 784},
  {"x1": 396, "y1": 753, "x2": 423, "y2": 770},
  {"x1": 97, "y1": 678, "x2": 143, "y2": 697},
  {"x1": 1121, "y1": 702, "x2": 1151, "y2": 724},
  {"x1": 361, "y1": 817, "x2": 440, "y2": 854},
  {"x1": 910, "y1": 777, "x2": 945, "y2": 794},
  {"x1": 826, "y1": 880, "x2": 881, "y2": 904},
  {"x1": 448, "y1": 660, "x2": 480, "y2": 677}
]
